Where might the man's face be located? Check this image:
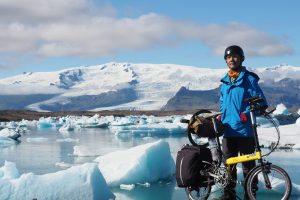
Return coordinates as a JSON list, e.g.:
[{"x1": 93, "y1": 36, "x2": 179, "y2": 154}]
[{"x1": 225, "y1": 54, "x2": 242, "y2": 70}]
